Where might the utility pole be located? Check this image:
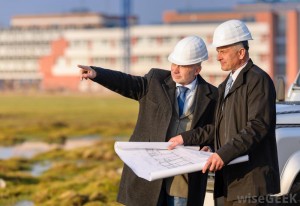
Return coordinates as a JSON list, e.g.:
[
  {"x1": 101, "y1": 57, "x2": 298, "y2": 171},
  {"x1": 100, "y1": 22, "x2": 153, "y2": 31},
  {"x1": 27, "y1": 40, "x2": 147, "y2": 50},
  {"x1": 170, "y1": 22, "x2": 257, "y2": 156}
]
[{"x1": 122, "y1": 0, "x2": 131, "y2": 74}]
